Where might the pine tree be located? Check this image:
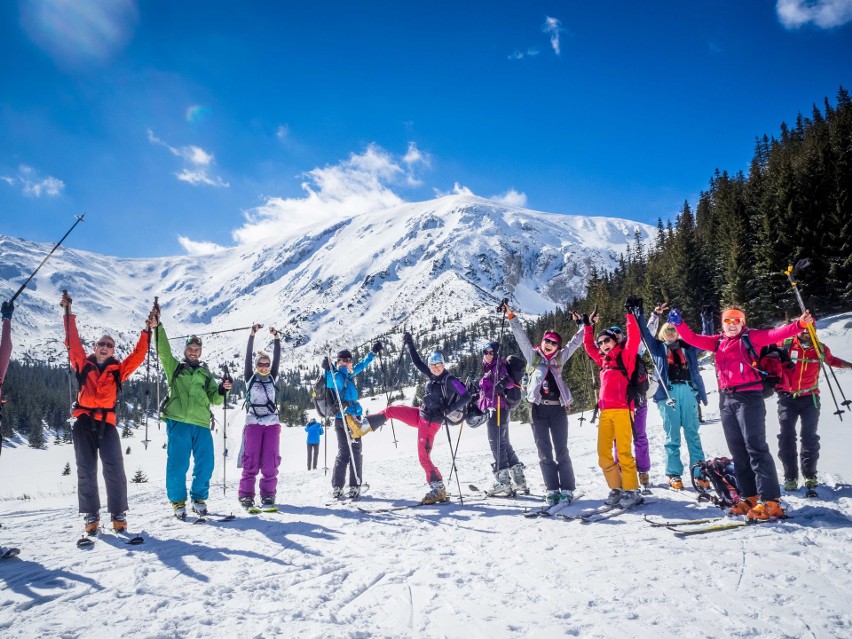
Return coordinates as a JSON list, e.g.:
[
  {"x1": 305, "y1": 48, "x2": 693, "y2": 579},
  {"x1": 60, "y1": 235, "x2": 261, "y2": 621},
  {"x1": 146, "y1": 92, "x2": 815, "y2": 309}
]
[
  {"x1": 130, "y1": 468, "x2": 148, "y2": 483},
  {"x1": 62, "y1": 462, "x2": 71, "y2": 476}
]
